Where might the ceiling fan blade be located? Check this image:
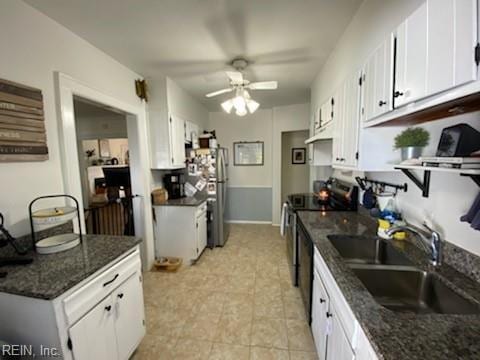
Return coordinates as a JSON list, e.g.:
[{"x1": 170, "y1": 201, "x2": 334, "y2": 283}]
[
  {"x1": 205, "y1": 88, "x2": 233, "y2": 98},
  {"x1": 247, "y1": 81, "x2": 278, "y2": 90},
  {"x1": 226, "y1": 71, "x2": 244, "y2": 84}
]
